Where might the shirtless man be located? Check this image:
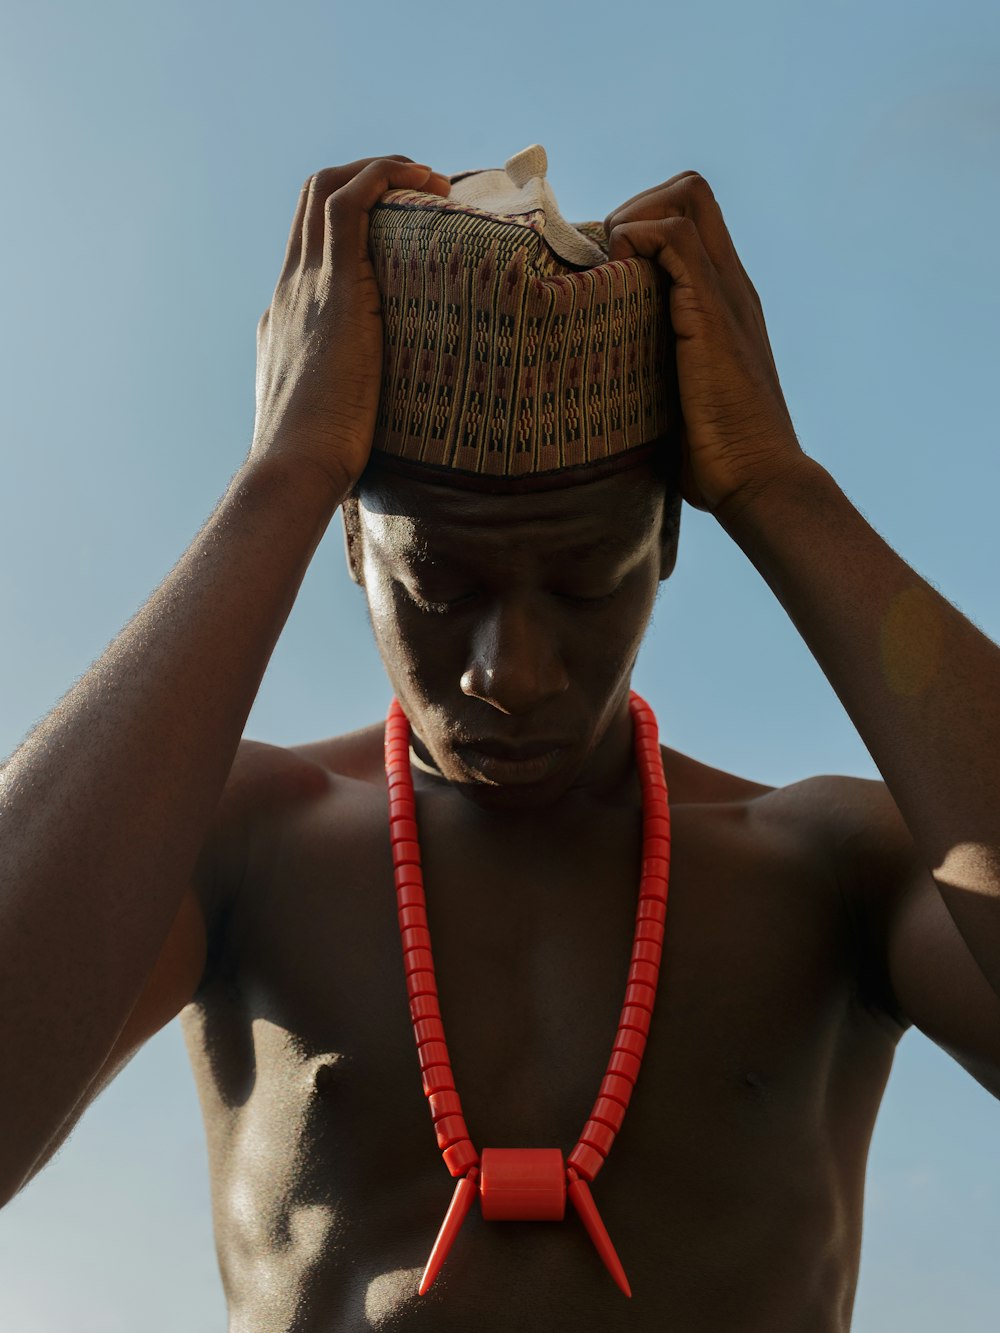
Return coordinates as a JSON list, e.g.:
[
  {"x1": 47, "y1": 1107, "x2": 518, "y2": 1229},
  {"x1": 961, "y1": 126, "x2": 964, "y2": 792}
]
[{"x1": 2, "y1": 154, "x2": 999, "y2": 1332}]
